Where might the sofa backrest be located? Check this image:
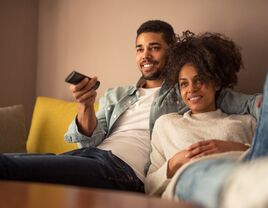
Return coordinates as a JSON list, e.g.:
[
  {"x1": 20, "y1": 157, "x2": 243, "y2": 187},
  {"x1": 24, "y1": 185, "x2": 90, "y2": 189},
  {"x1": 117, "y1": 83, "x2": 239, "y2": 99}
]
[
  {"x1": 0, "y1": 105, "x2": 27, "y2": 152},
  {"x1": 27, "y1": 96, "x2": 79, "y2": 153}
]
